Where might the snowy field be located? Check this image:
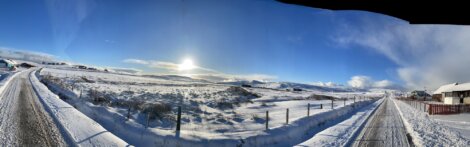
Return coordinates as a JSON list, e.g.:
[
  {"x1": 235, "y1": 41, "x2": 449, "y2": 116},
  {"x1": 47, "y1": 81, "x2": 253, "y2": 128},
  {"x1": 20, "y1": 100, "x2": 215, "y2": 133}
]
[
  {"x1": 35, "y1": 67, "x2": 382, "y2": 146},
  {"x1": 431, "y1": 114, "x2": 470, "y2": 138}
]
